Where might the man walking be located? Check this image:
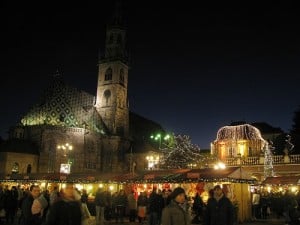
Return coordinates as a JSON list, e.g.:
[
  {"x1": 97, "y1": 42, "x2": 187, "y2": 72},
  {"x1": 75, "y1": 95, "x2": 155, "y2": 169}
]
[{"x1": 204, "y1": 185, "x2": 234, "y2": 225}]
